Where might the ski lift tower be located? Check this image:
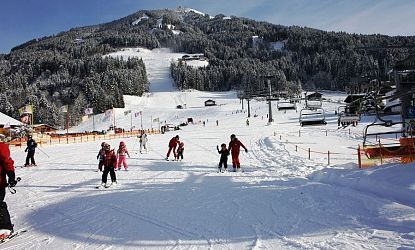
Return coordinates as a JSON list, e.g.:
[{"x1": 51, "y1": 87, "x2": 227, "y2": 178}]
[
  {"x1": 237, "y1": 89, "x2": 252, "y2": 118},
  {"x1": 394, "y1": 55, "x2": 415, "y2": 131},
  {"x1": 262, "y1": 74, "x2": 274, "y2": 124}
]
